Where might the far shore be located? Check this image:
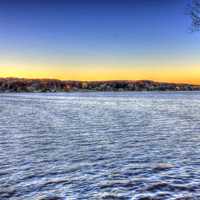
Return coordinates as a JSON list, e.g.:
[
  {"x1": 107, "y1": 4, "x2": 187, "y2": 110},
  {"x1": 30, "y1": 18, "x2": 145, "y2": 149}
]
[{"x1": 0, "y1": 78, "x2": 200, "y2": 93}]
